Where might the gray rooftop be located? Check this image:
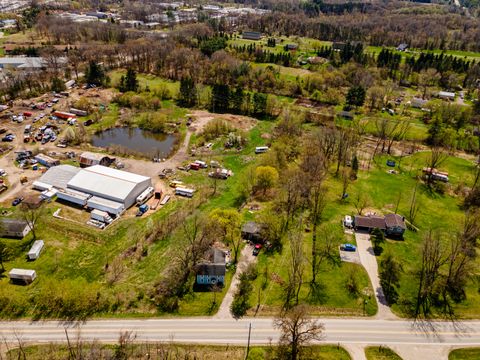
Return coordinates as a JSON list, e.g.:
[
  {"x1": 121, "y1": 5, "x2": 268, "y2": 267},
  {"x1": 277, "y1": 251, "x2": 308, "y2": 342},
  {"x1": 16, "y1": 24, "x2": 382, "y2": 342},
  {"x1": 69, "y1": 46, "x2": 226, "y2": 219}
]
[{"x1": 39, "y1": 164, "x2": 81, "y2": 190}]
